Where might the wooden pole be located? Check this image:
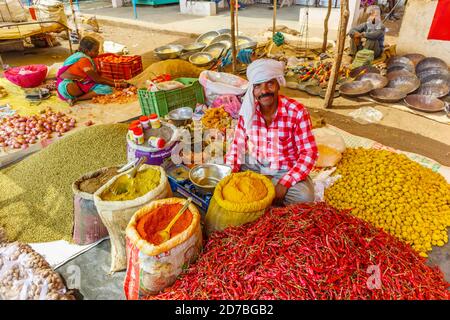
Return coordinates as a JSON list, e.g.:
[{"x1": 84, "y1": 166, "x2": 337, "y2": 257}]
[
  {"x1": 69, "y1": 0, "x2": 79, "y2": 38},
  {"x1": 323, "y1": 0, "x2": 349, "y2": 109},
  {"x1": 322, "y1": 0, "x2": 332, "y2": 53},
  {"x1": 272, "y1": 0, "x2": 277, "y2": 37},
  {"x1": 235, "y1": 0, "x2": 239, "y2": 39},
  {"x1": 230, "y1": 0, "x2": 237, "y2": 73}
]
